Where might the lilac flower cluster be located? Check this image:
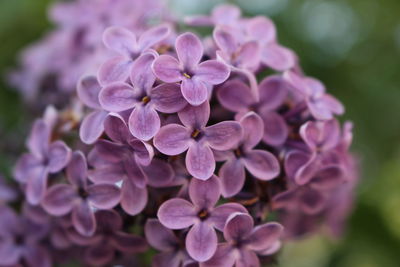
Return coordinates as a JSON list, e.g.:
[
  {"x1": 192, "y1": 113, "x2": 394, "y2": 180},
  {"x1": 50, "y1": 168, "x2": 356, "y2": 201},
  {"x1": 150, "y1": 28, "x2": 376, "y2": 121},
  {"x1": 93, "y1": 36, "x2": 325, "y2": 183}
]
[{"x1": 4, "y1": 3, "x2": 358, "y2": 267}]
